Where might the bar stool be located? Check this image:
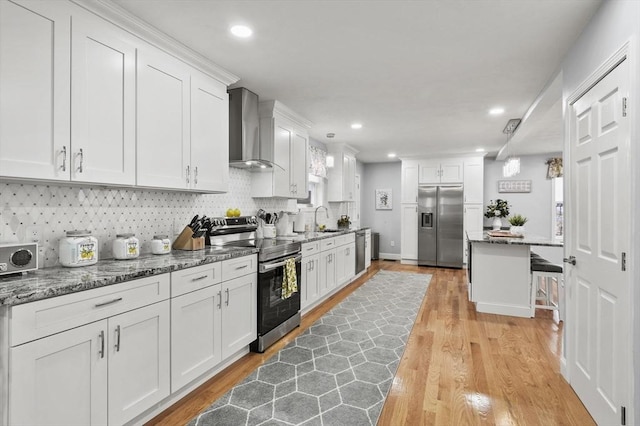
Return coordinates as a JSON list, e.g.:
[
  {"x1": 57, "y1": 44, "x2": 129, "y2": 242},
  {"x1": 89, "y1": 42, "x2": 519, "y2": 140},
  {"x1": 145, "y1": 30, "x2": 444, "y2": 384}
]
[{"x1": 530, "y1": 255, "x2": 564, "y2": 321}]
